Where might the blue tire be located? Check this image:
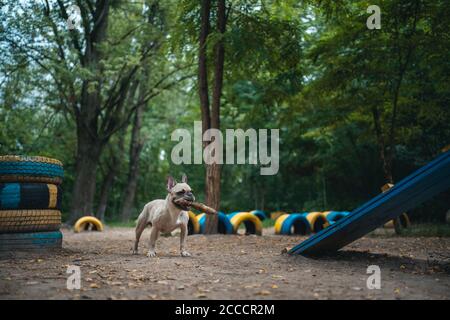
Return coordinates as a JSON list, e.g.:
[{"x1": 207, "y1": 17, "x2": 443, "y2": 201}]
[
  {"x1": 326, "y1": 211, "x2": 350, "y2": 224},
  {"x1": 0, "y1": 156, "x2": 64, "y2": 184},
  {"x1": 250, "y1": 210, "x2": 267, "y2": 221},
  {"x1": 0, "y1": 231, "x2": 62, "y2": 251},
  {"x1": 280, "y1": 213, "x2": 311, "y2": 235},
  {"x1": 199, "y1": 212, "x2": 233, "y2": 234}
]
